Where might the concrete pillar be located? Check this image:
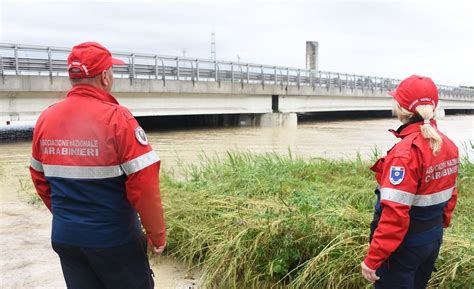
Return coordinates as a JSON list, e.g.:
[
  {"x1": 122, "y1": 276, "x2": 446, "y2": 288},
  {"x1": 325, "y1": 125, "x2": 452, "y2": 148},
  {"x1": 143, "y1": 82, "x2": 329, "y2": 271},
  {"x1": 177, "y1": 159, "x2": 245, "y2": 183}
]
[
  {"x1": 259, "y1": 113, "x2": 297, "y2": 128},
  {"x1": 306, "y1": 41, "x2": 319, "y2": 71}
]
